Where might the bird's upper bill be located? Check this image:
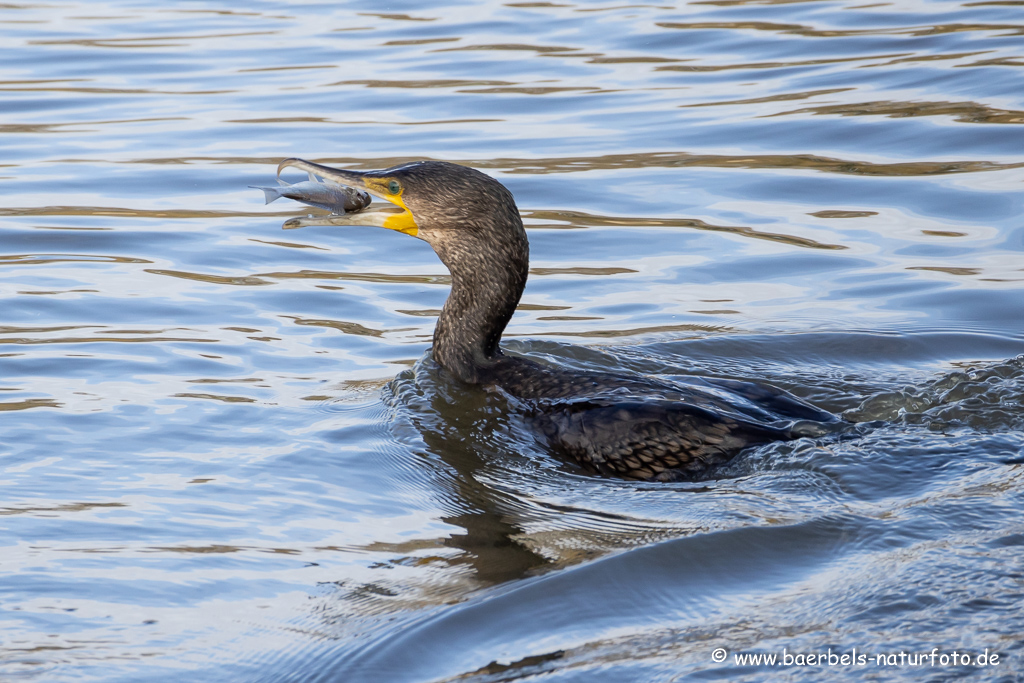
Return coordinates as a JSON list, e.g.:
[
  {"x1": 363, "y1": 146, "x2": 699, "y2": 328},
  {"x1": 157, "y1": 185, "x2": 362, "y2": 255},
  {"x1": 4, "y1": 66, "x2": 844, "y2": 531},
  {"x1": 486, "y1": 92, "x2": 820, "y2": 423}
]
[{"x1": 276, "y1": 157, "x2": 419, "y2": 236}]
